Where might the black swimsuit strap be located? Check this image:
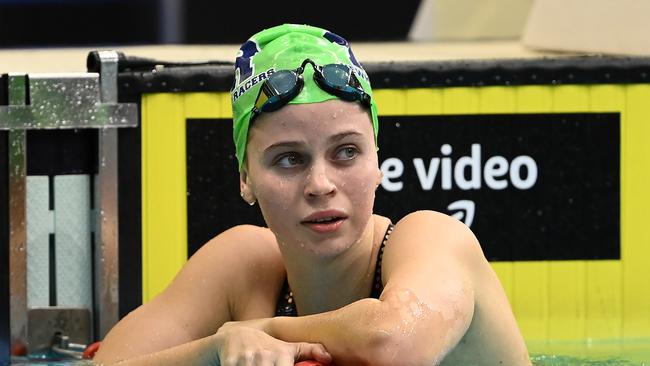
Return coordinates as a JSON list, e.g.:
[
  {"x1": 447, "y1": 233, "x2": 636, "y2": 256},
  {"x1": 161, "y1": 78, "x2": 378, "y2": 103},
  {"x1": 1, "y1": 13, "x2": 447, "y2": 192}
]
[
  {"x1": 370, "y1": 223, "x2": 394, "y2": 299},
  {"x1": 276, "y1": 223, "x2": 395, "y2": 317}
]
